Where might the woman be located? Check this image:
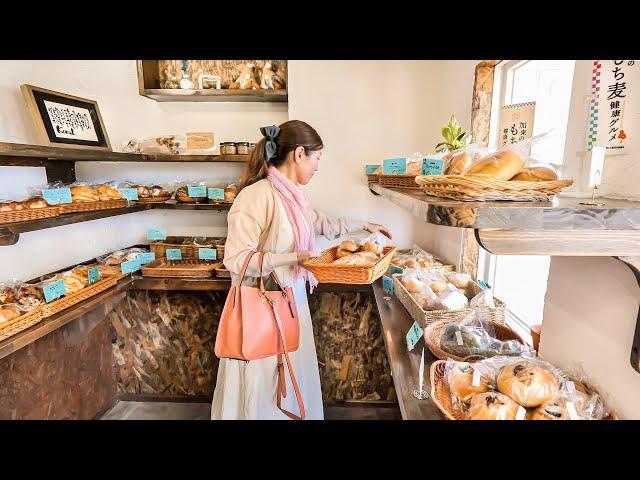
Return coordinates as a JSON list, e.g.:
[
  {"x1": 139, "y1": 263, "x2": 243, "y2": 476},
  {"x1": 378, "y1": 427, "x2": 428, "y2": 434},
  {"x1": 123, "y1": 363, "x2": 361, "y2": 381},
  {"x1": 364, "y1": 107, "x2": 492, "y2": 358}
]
[{"x1": 211, "y1": 120, "x2": 392, "y2": 420}]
